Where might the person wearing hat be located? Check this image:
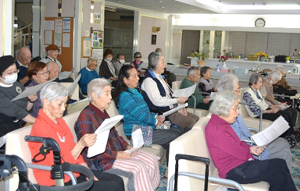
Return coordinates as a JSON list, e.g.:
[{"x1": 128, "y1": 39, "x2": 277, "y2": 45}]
[
  {"x1": 40, "y1": 45, "x2": 62, "y2": 71},
  {"x1": 0, "y1": 55, "x2": 37, "y2": 139}
]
